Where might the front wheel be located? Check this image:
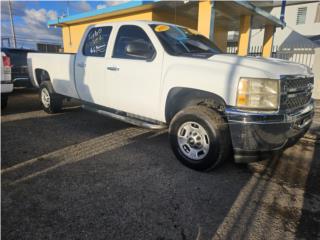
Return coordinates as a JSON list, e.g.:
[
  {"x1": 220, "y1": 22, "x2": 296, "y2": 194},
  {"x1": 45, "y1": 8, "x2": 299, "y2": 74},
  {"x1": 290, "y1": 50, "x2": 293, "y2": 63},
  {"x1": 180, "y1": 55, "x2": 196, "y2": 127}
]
[
  {"x1": 169, "y1": 106, "x2": 231, "y2": 171},
  {"x1": 39, "y1": 82, "x2": 63, "y2": 113}
]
